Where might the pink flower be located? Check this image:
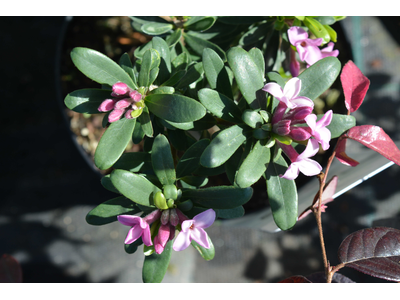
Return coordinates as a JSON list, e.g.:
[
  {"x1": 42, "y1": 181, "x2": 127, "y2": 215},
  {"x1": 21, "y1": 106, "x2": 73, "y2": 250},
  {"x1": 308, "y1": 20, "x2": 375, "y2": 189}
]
[
  {"x1": 117, "y1": 209, "x2": 161, "y2": 246},
  {"x1": 279, "y1": 140, "x2": 322, "y2": 180},
  {"x1": 173, "y1": 209, "x2": 215, "y2": 251},
  {"x1": 305, "y1": 110, "x2": 333, "y2": 151},
  {"x1": 263, "y1": 77, "x2": 314, "y2": 109}
]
